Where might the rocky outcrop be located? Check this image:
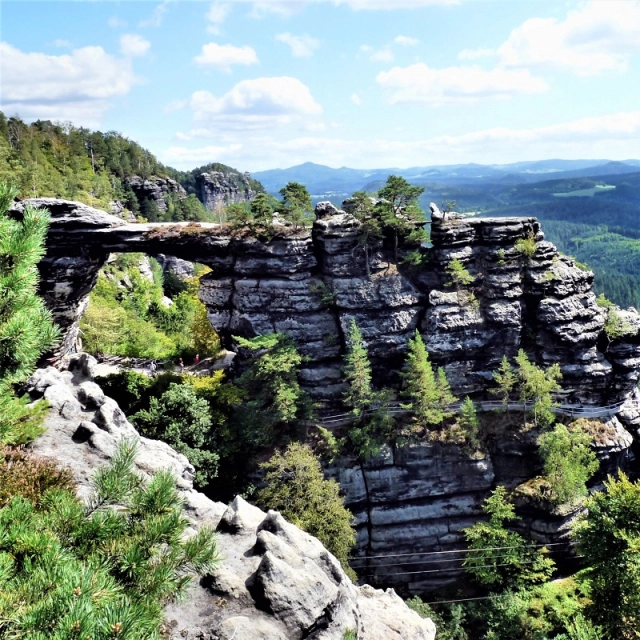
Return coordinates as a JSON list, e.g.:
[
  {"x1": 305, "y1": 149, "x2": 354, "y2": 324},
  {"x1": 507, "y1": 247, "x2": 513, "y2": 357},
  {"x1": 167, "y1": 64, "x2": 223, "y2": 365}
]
[
  {"x1": 126, "y1": 175, "x2": 187, "y2": 212},
  {"x1": 197, "y1": 170, "x2": 257, "y2": 212},
  {"x1": 155, "y1": 253, "x2": 196, "y2": 281},
  {"x1": 24, "y1": 355, "x2": 435, "y2": 640}
]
